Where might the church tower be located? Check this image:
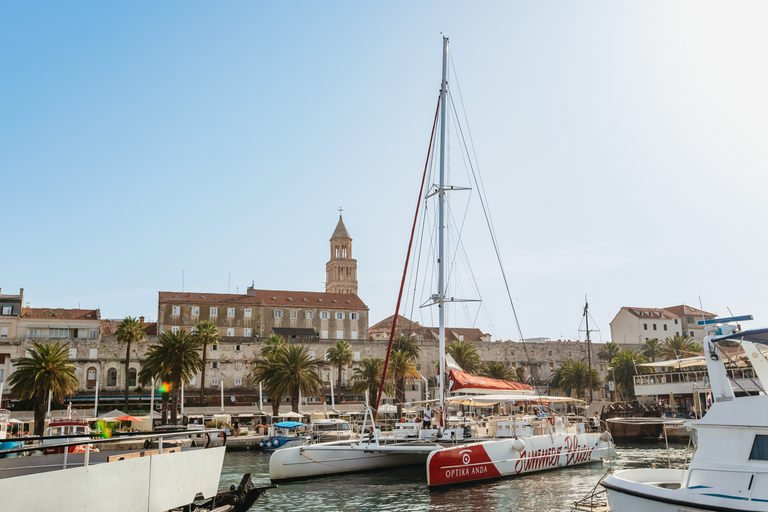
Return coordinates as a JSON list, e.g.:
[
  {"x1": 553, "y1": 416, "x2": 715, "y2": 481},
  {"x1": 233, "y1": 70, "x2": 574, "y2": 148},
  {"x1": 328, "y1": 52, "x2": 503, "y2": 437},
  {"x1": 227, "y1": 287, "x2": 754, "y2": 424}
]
[{"x1": 326, "y1": 214, "x2": 358, "y2": 295}]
